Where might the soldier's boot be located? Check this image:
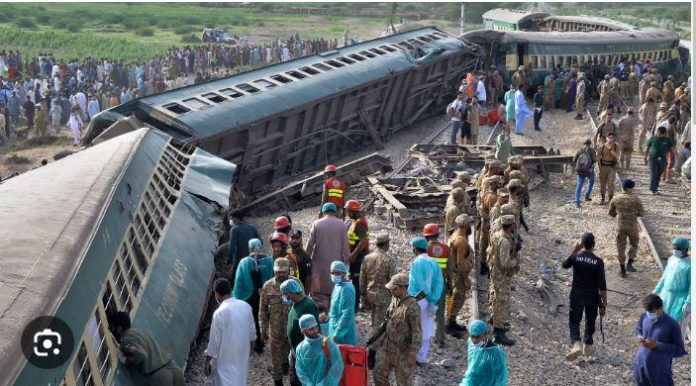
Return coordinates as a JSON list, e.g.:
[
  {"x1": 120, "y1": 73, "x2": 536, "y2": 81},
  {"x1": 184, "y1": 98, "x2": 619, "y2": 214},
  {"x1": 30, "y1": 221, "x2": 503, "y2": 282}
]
[
  {"x1": 600, "y1": 195, "x2": 606, "y2": 205},
  {"x1": 493, "y1": 328, "x2": 515, "y2": 346},
  {"x1": 620, "y1": 264, "x2": 627, "y2": 278},
  {"x1": 480, "y1": 262, "x2": 490, "y2": 276},
  {"x1": 274, "y1": 380, "x2": 285, "y2": 386},
  {"x1": 582, "y1": 343, "x2": 594, "y2": 357},
  {"x1": 608, "y1": 194, "x2": 613, "y2": 202},
  {"x1": 565, "y1": 341, "x2": 583, "y2": 361},
  {"x1": 626, "y1": 258, "x2": 637, "y2": 272},
  {"x1": 367, "y1": 349, "x2": 376, "y2": 370}
]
